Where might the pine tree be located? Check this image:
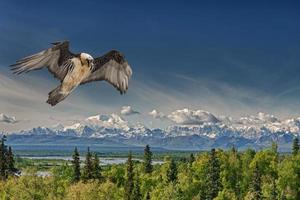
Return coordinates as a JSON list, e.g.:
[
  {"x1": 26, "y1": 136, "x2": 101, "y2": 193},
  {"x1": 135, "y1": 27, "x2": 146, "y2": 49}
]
[
  {"x1": 143, "y1": 144, "x2": 153, "y2": 173},
  {"x1": 132, "y1": 173, "x2": 142, "y2": 200},
  {"x1": 167, "y1": 158, "x2": 177, "y2": 183},
  {"x1": 0, "y1": 136, "x2": 7, "y2": 180},
  {"x1": 91, "y1": 153, "x2": 102, "y2": 181},
  {"x1": 7, "y1": 146, "x2": 15, "y2": 173},
  {"x1": 125, "y1": 151, "x2": 134, "y2": 200},
  {"x1": 271, "y1": 142, "x2": 278, "y2": 153},
  {"x1": 249, "y1": 163, "x2": 262, "y2": 200},
  {"x1": 206, "y1": 148, "x2": 221, "y2": 200},
  {"x1": 71, "y1": 147, "x2": 81, "y2": 182},
  {"x1": 189, "y1": 153, "x2": 195, "y2": 166},
  {"x1": 292, "y1": 137, "x2": 299, "y2": 156},
  {"x1": 82, "y1": 147, "x2": 93, "y2": 181},
  {"x1": 231, "y1": 145, "x2": 237, "y2": 154}
]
